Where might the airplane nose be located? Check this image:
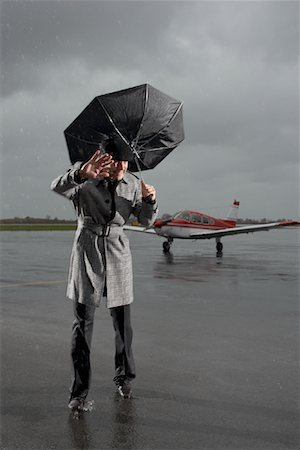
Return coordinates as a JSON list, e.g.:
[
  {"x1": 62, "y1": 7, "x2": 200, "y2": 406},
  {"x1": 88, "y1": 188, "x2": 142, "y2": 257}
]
[{"x1": 154, "y1": 219, "x2": 163, "y2": 228}]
